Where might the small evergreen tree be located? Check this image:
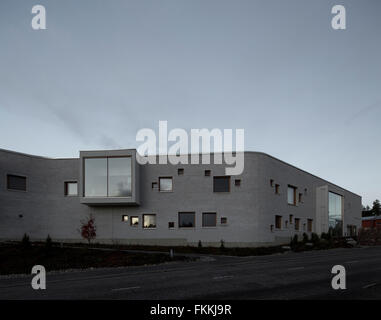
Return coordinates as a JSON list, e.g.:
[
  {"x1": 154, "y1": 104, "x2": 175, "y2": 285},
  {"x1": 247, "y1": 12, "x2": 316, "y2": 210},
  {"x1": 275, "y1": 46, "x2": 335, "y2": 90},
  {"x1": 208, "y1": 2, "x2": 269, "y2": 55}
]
[
  {"x1": 302, "y1": 233, "x2": 309, "y2": 243},
  {"x1": 372, "y1": 200, "x2": 381, "y2": 216},
  {"x1": 198, "y1": 240, "x2": 202, "y2": 248},
  {"x1": 46, "y1": 234, "x2": 52, "y2": 249},
  {"x1": 21, "y1": 233, "x2": 30, "y2": 249}
]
